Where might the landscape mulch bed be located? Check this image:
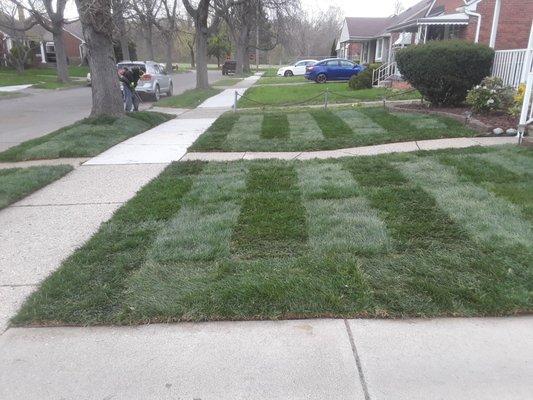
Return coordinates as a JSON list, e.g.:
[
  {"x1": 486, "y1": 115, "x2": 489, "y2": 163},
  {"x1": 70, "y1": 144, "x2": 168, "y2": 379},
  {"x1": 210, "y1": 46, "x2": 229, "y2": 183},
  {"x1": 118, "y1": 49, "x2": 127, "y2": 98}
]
[{"x1": 393, "y1": 103, "x2": 519, "y2": 133}]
